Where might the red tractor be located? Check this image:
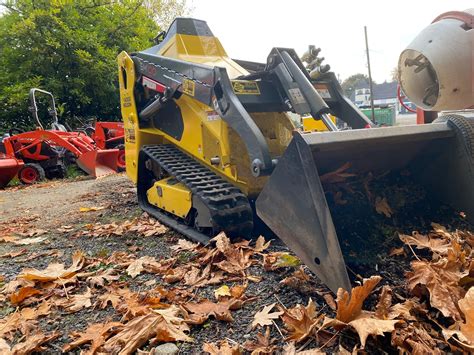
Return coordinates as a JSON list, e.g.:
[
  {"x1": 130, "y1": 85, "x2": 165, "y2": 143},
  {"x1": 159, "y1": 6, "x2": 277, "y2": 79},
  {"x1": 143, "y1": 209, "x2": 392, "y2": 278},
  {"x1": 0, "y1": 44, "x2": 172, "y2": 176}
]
[
  {"x1": 0, "y1": 152, "x2": 23, "y2": 188},
  {"x1": 85, "y1": 121, "x2": 125, "y2": 170},
  {"x1": 0, "y1": 89, "x2": 119, "y2": 186}
]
